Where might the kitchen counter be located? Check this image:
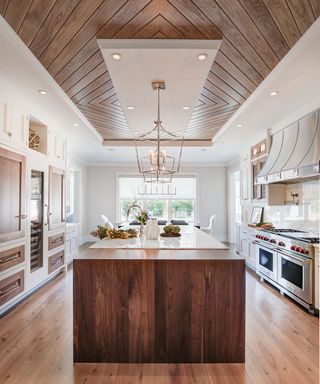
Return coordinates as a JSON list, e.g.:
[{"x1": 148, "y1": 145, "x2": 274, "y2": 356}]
[
  {"x1": 73, "y1": 228, "x2": 245, "y2": 364},
  {"x1": 88, "y1": 227, "x2": 229, "y2": 252}
]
